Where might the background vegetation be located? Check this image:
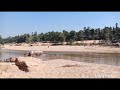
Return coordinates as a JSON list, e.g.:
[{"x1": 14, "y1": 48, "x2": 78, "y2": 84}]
[{"x1": 0, "y1": 23, "x2": 120, "y2": 45}]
